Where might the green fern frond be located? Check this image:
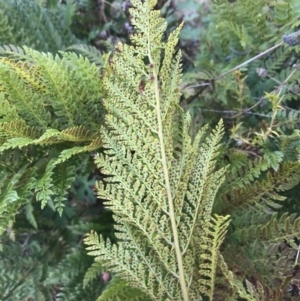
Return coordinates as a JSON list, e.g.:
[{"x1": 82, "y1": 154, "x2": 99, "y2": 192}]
[
  {"x1": 217, "y1": 21, "x2": 254, "y2": 49},
  {"x1": 198, "y1": 214, "x2": 231, "y2": 299},
  {"x1": 65, "y1": 44, "x2": 104, "y2": 67},
  {"x1": 0, "y1": 124, "x2": 100, "y2": 157},
  {"x1": 233, "y1": 212, "x2": 300, "y2": 248},
  {"x1": 96, "y1": 277, "x2": 151, "y2": 301},
  {"x1": 221, "y1": 162, "x2": 300, "y2": 214},
  {"x1": 54, "y1": 138, "x2": 102, "y2": 165},
  {"x1": 274, "y1": 0, "x2": 300, "y2": 31},
  {"x1": 219, "y1": 252, "x2": 285, "y2": 301},
  {"x1": 46, "y1": 248, "x2": 92, "y2": 286},
  {"x1": 85, "y1": 0, "x2": 230, "y2": 300},
  {"x1": 83, "y1": 261, "x2": 104, "y2": 288},
  {"x1": 275, "y1": 109, "x2": 300, "y2": 132},
  {"x1": 0, "y1": 0, "x2": 78, "y2": 52},
  {"x1": 0, "y1": 166, "x2": 32, "y2": 235},
  {"x1": 0, "y1": 57, "x2": 46, "y2": 93},
  {"x1": 210, "y1": 0, "x2": 275, "y2": 54},
  {"x1": 57, "y1": 0, "x2": 76, "y2": 27},
  {"x1": 0, "y1": 44, "x2": 28, "y2": 60},
  {"x1": 218, "y1": 254, "x2": 264, "y2": 301},
  {"x1": 33, "y1": 127, "x2": 88, "y2": 144},
  {"x1": 0, "y1": 120, "x2": 42, "y2": 145},
  {"x1": 0, "y1": 58, "x2": 51, "y2": 127},
  {"x1": 0, "y1": 44, "x2": 104, "y2": 230},
  {"x1": 223, "y1": 157, "x2": 270, "y2": 191},
  {"x1": 51, "y1": 162, "x2": 76, "y2": 214},
  {"x1": 0, "y1": 137, "x2": 37, "y2": 152},
  {"x1": 35, "y1": 159, "x2": 55, "y2": 209},
  {"x1": 279, "y1": 130, "x2": 300, "y2": 161},
  {"x1": 0, "y1": 92, "x2": 19, "y2": 123},
  {"x1": 23, "y1": 202, "x2": 38, "y2": 229},
  {"x1": 262, "y1": 47, "x2": 291, "y2": 77},
  {"x1": 0, "y1": 45, "x2": 104, "y2": 130}
]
